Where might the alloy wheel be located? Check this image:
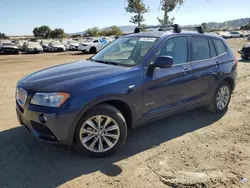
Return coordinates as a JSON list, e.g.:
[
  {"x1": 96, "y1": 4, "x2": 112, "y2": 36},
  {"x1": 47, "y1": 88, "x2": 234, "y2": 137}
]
[
  {"x1": 216, "y1": 86, "x2": 230, "y2": 110},
  {"x1": 79, "y1": 115, "x2": 120, "y2": 153}
]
